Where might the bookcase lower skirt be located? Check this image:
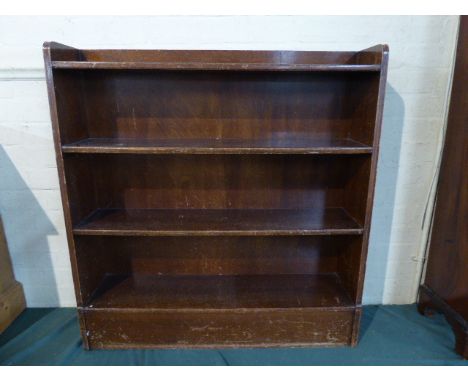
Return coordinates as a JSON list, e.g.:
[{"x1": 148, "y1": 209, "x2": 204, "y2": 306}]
[{"x1": 79, "y1": 306, "x2": 359, "y2": 349}]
